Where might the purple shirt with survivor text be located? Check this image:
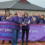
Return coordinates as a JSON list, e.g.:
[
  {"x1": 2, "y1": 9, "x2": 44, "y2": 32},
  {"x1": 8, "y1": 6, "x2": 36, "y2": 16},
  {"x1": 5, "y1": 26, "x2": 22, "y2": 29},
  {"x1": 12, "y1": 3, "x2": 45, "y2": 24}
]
[{"x1": 13, "y1": 15, "x2": 22, "y2": 30}]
